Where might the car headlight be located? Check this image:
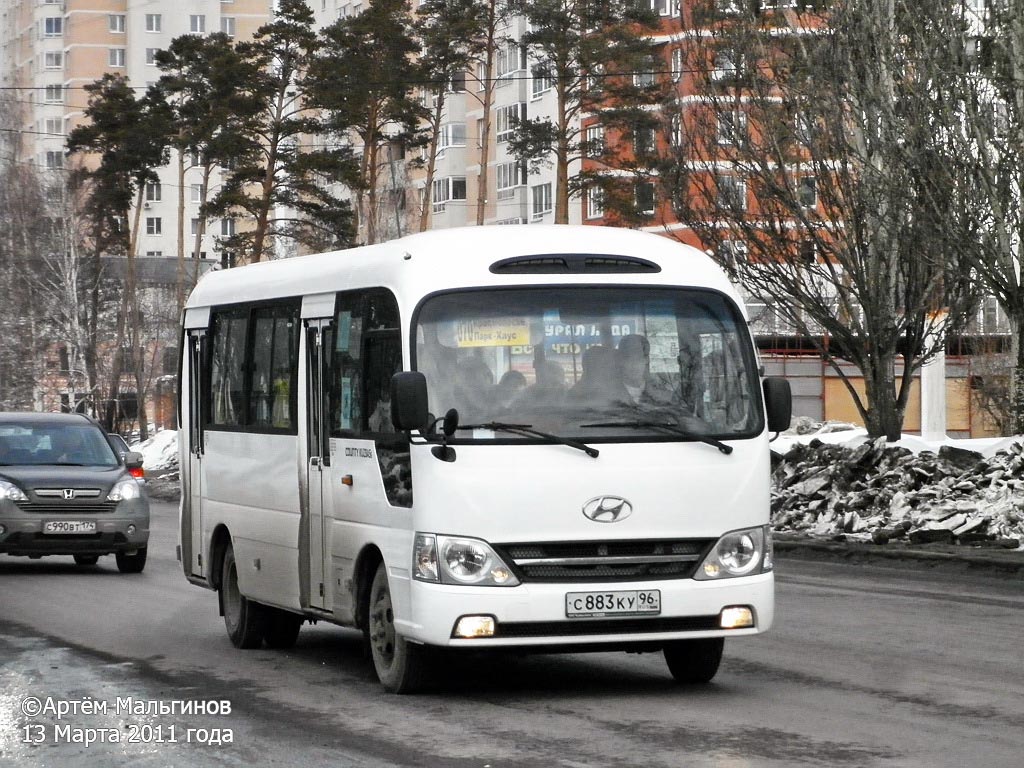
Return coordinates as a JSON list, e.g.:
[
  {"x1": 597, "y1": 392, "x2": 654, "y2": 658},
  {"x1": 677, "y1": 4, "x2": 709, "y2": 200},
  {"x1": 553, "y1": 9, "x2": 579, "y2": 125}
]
[
  {"x1": 108, "y1": 479, "x2": 141, "y2": 502},
  {"x1": 695, "y1": 526, "x2": 771, "y2": 580},
  {"x1": 0, "y1": 479, "x2": 28, "y2": 502},
  {"x1": 413, "y1": 533, "x2": 519, "y2": 587}
]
